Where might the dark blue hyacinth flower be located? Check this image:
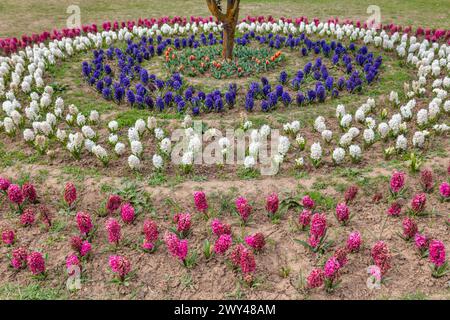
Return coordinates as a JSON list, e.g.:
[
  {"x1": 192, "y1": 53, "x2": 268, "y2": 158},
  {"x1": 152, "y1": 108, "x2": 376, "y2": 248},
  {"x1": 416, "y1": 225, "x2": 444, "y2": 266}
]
[
  {"x1": 282, "y1": 91, "x2": 292, "y2": 107},
  {"x1": 126, "y1": 90, "x2": 136, "y2": 105},
  {"x1": 156, "y1": 97, "x2": 164, "y2": 111},
  {"x1": 296, "y1": 92, "x2": 305, "y2": 106},
  {"x1": 102, "y1": 87, "x2": 111, "y2": 100},
  {"x1": 261, "y1": 100, "x2": 270, "y2": 112},
  {"x1": 279, "y1": 71, "x2": 288, "y2": 84}
]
